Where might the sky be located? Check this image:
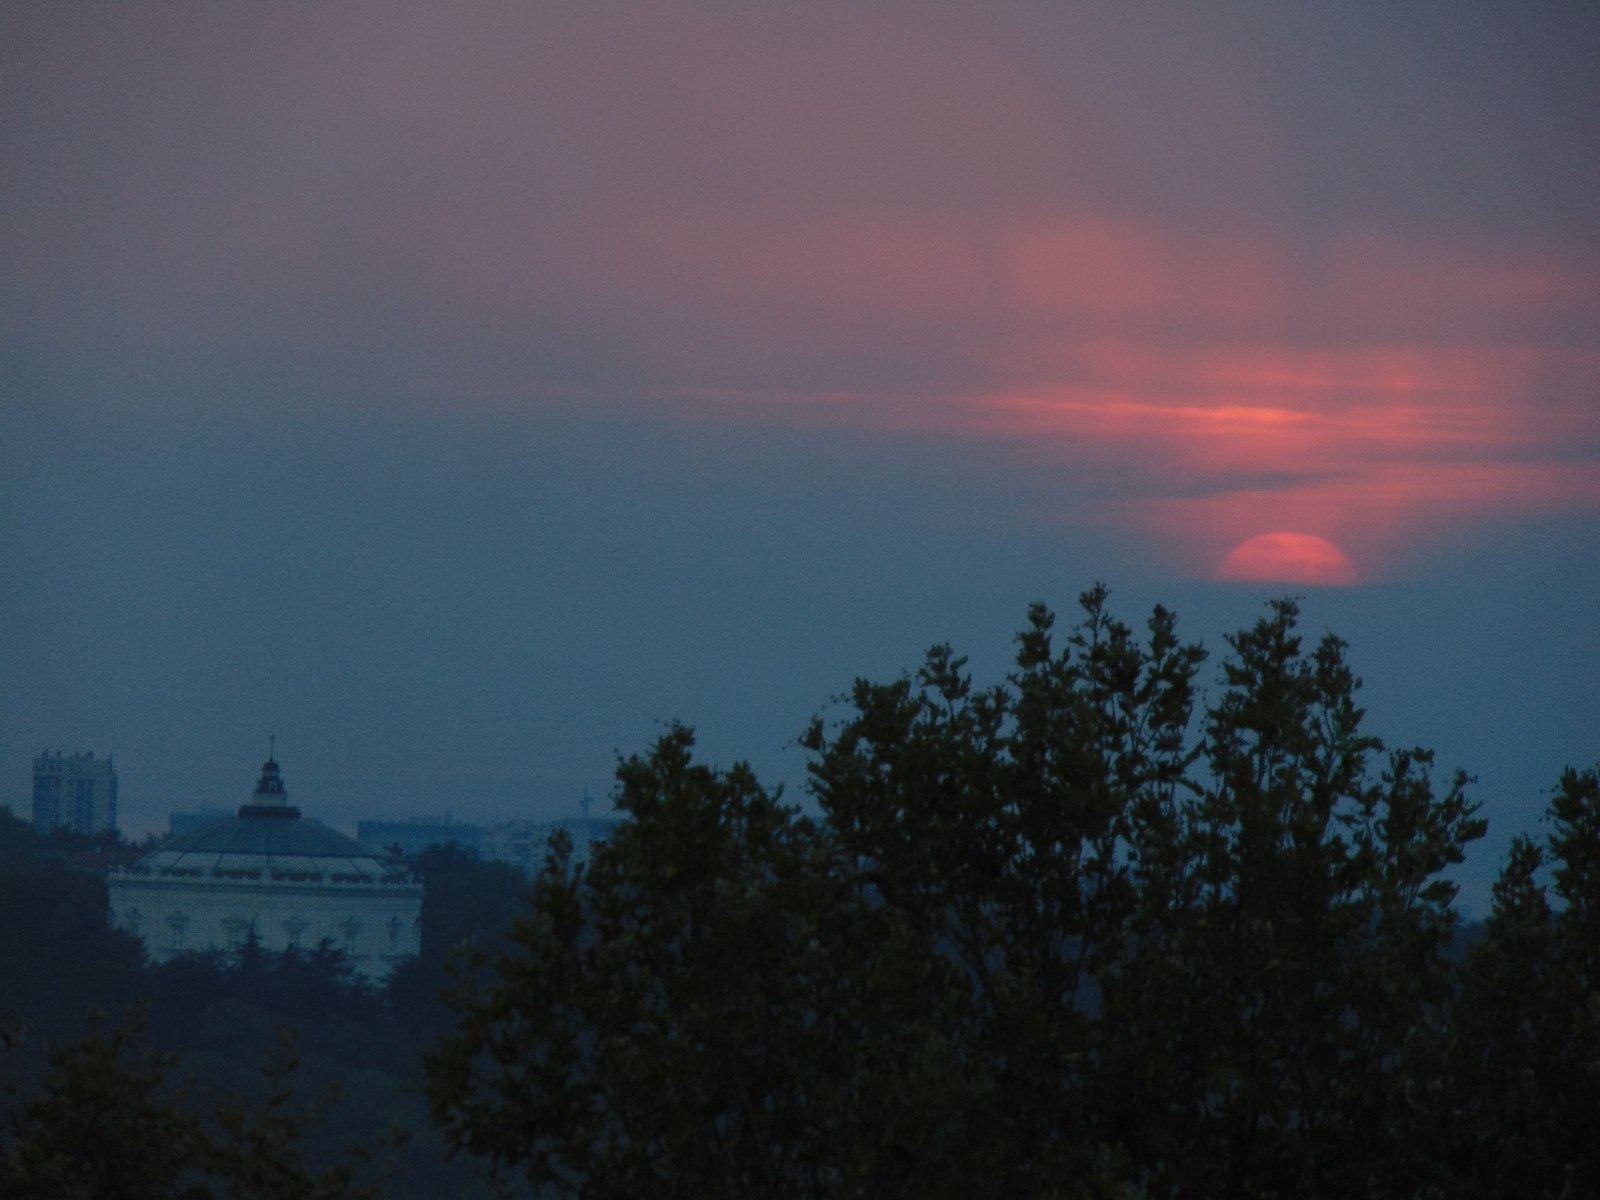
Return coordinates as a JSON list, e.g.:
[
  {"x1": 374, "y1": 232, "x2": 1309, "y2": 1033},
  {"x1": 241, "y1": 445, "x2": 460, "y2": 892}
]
[{"x1": 2, "y1": 3, "x2": 1596, "y2": 914}]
